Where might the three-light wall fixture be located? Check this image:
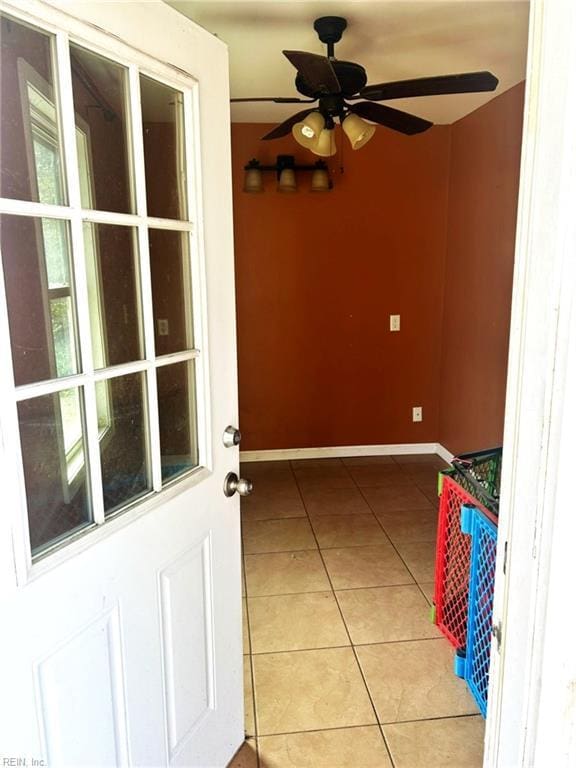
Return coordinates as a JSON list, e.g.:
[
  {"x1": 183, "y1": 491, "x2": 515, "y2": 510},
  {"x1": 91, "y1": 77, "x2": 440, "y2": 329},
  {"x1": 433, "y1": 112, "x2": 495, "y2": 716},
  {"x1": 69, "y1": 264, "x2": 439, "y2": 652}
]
[{"x1": 243, "y1": 154, "x2": 332, "y2": 193}]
